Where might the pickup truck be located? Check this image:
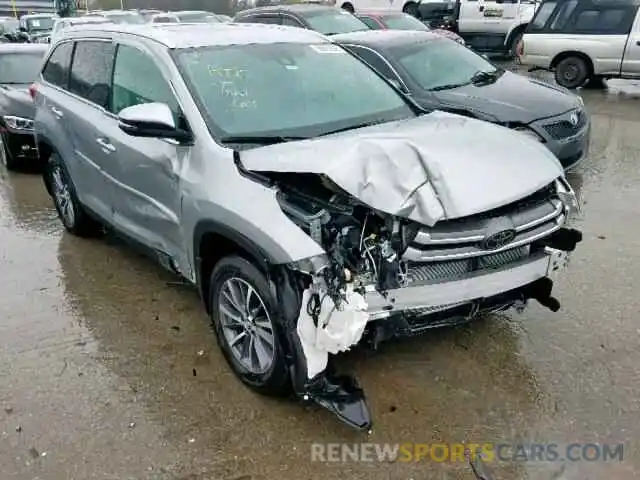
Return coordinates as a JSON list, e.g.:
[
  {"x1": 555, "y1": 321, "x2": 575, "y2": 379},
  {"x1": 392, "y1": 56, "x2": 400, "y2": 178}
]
[{"x1": 518, "y1": 0, "x2": 640, "y2": 89}]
